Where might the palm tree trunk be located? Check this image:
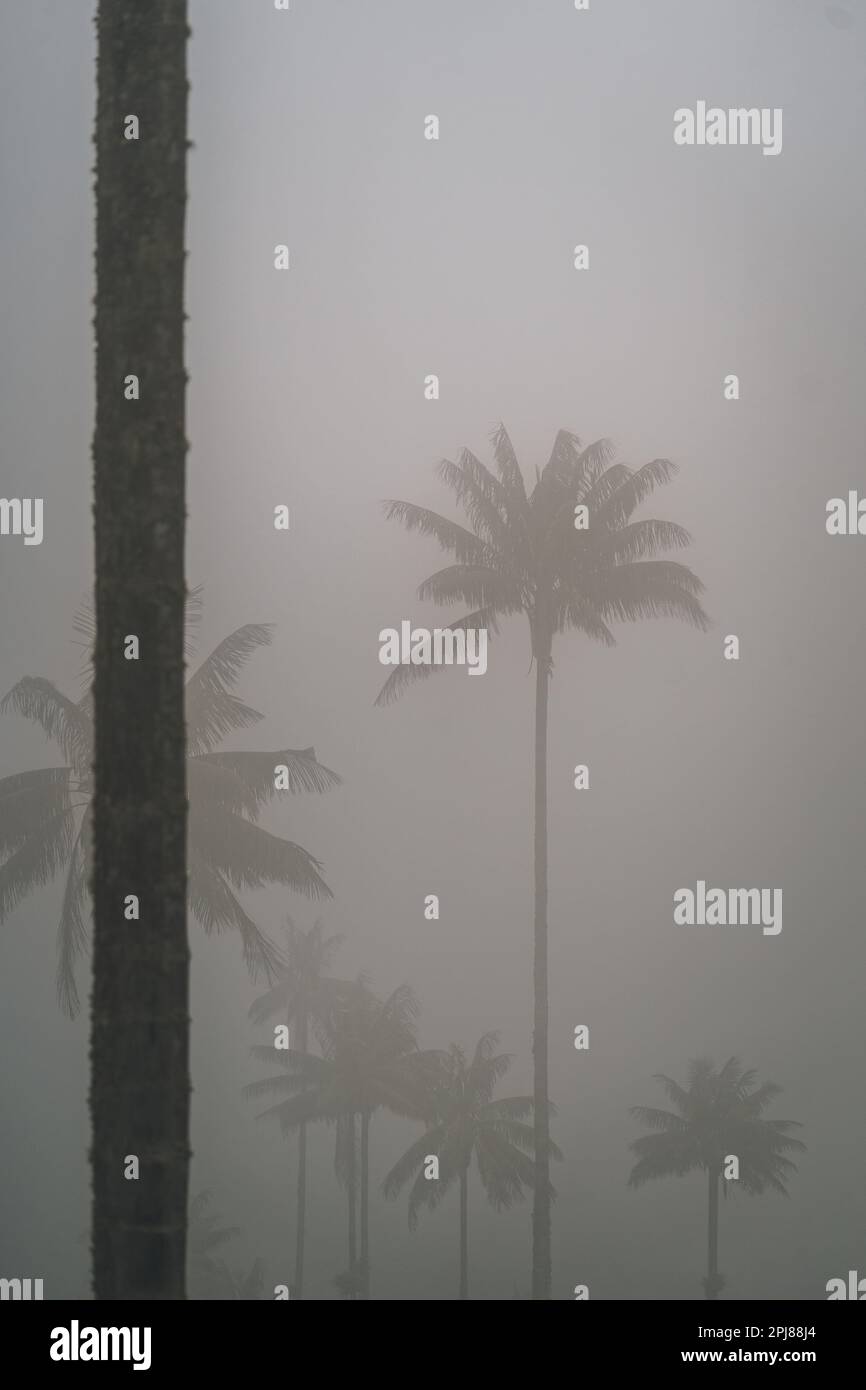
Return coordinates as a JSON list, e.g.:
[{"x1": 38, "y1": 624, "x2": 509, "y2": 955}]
[
  {"x1": 531, "y1": 640, "x2": 552, "y2": 1299},
  {"x1": 459, "y1": 1166, "x2": 469, "y2": 1300},
  {"x1": 90, "y1": 0, "x2": 190, "y2": 1300},
  {"x1": 360, "y1": 1110, "x2": 371, "y2": 1299},
  {"x1": 706, "y1": 1166, "x2": 720, "y2": 1299},
  {"x1": 347, "y1": 1112, "x2": 357, "y2": 1294},
  {"x1": 295, "y1": 1011, "x2": 308, "y2": 1299}
]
